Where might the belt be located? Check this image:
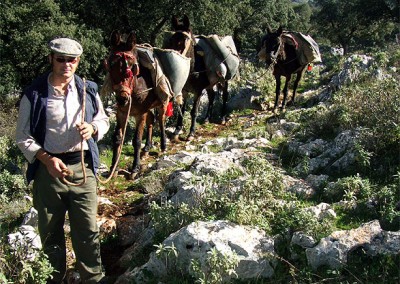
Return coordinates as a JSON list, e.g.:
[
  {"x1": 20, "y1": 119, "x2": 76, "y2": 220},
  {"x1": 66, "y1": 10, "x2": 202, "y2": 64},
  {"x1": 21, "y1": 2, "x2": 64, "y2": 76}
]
[{"x1": 49, "y1": 151, "x2": 88, "y2": 165}]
